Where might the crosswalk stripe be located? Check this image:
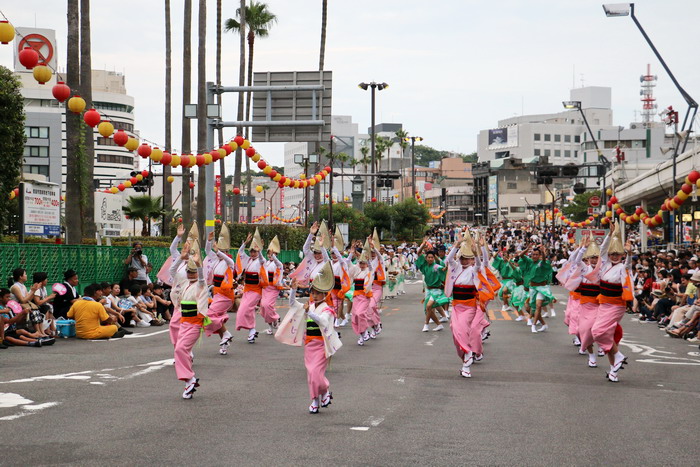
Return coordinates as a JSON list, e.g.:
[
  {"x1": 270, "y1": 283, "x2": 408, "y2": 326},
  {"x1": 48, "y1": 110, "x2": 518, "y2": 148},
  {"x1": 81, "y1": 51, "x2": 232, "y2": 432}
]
[
  {"x1": 487, "y1": 310, "x2": 496, "y2": 320},
  {"x1": 500, "y1": 310, "x2": 512, "y2": 321}
]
